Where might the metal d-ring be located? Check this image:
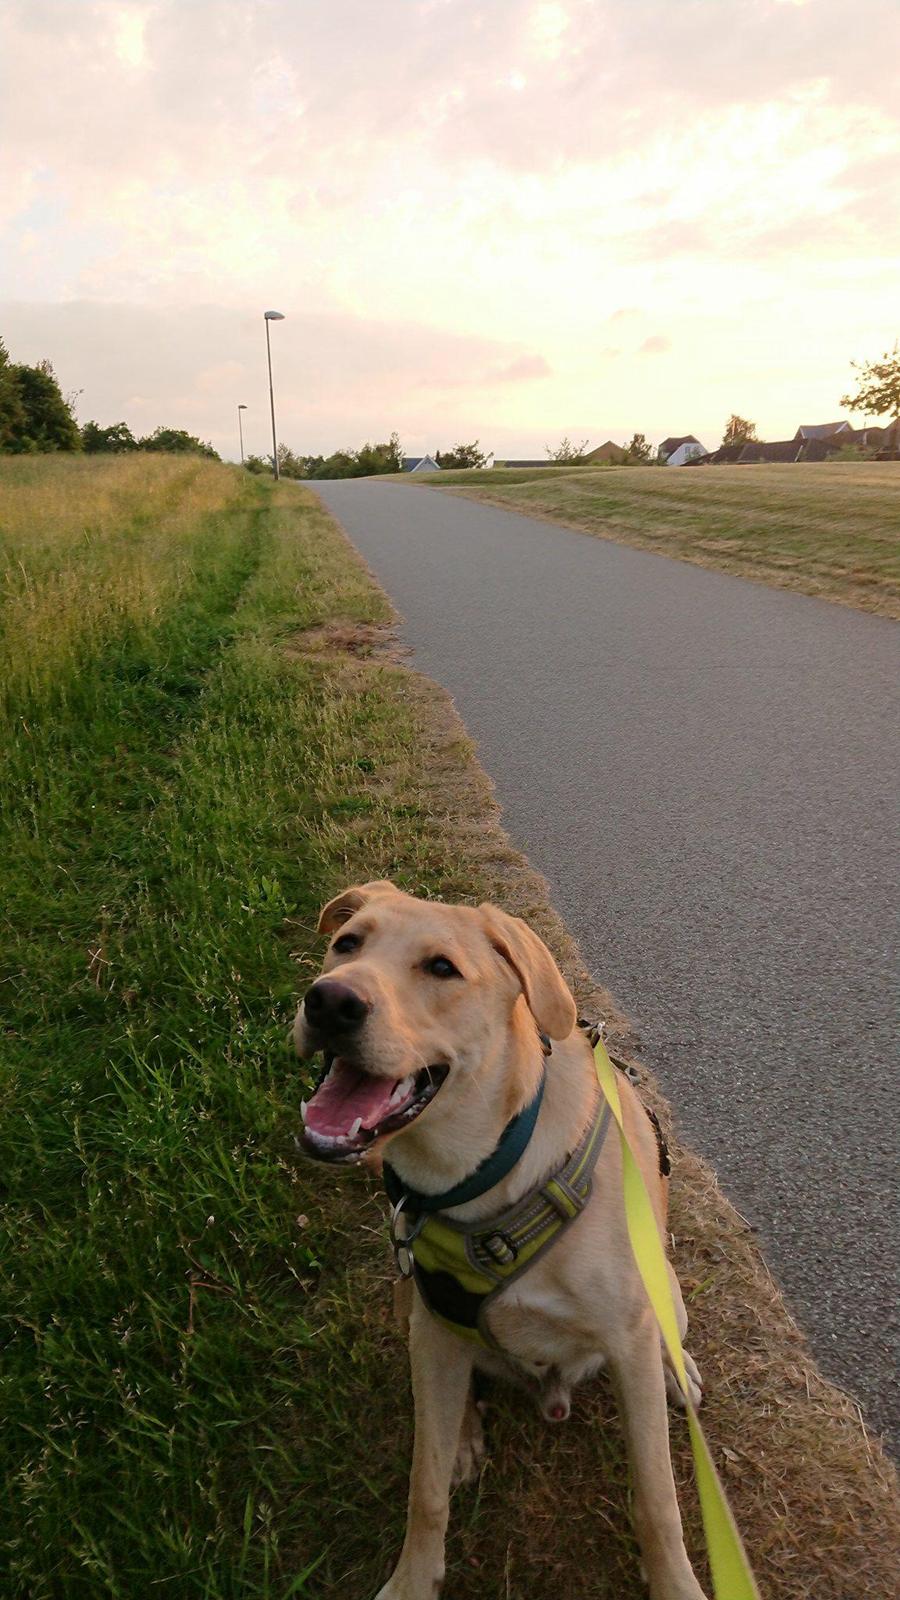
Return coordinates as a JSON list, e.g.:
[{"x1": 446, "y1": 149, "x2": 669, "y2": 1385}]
[{"x1": 389, "y1": 1195, "x2": 426, "y2": 1279}]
